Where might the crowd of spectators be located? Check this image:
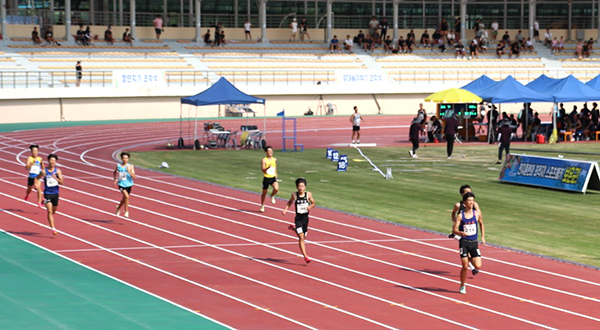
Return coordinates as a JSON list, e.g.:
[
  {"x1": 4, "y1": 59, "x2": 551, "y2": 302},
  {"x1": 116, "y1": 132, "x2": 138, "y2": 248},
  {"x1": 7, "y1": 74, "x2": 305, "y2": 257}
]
[{"x1": 557, "y1": 102, "x2": 599, "y2": 141}]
